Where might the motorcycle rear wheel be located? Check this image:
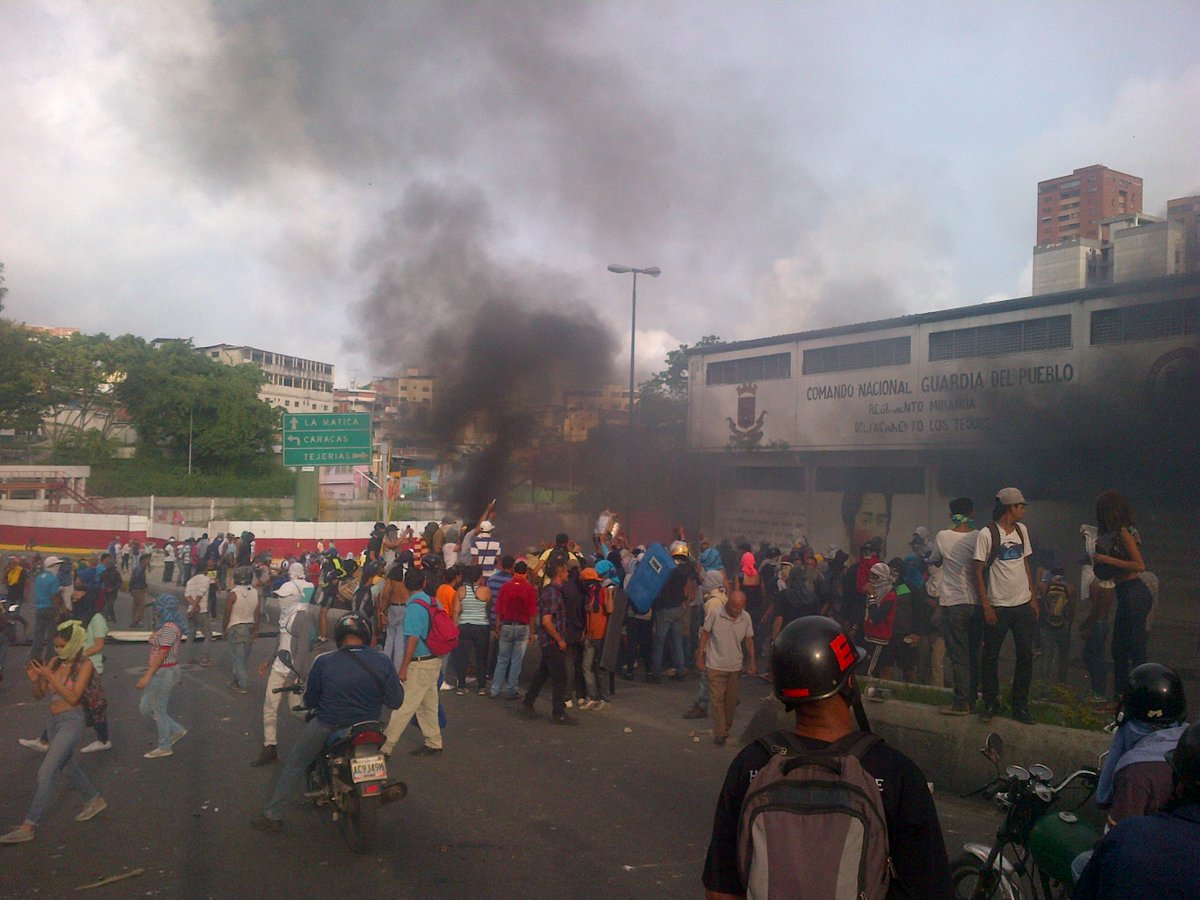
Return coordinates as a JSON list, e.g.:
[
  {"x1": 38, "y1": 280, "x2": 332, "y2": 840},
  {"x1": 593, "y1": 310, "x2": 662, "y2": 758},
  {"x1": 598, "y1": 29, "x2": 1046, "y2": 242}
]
[
  {"x1": 950, "y1": 853, "x2": 1018, "y2": 900},
  {"x1": 339, "y1": 791, "x2": 379, "y2": 854}
]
